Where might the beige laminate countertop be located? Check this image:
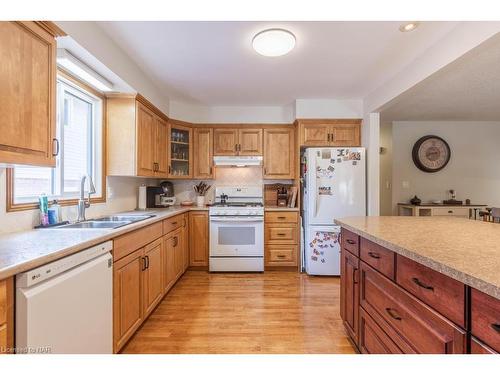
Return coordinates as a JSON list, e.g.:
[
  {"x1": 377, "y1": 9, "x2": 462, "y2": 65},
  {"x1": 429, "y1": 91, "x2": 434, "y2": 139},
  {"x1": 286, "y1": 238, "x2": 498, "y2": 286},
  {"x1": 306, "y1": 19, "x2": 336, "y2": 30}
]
[
  {"x1": 334, "y1": 216, "x2": 500, "y2": 299},
  {"x1": 0, "y1": 207, "x2": 207, "y2": 280}
]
